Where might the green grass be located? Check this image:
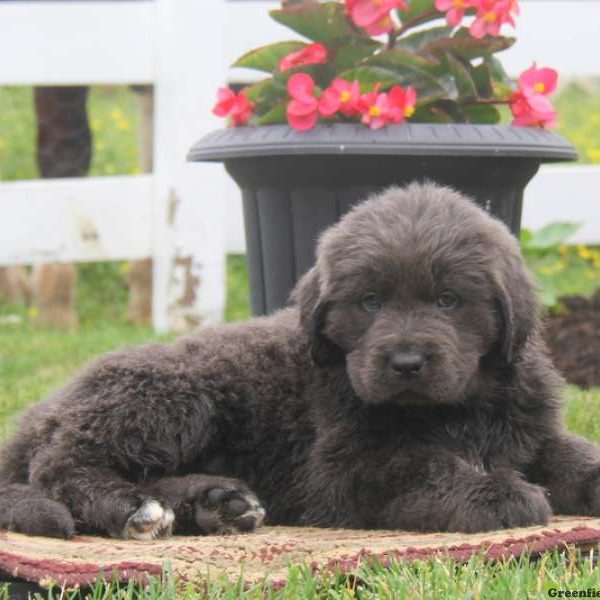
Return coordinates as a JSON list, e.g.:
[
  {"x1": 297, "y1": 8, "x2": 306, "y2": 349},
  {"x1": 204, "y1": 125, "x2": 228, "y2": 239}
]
[
  {"x1": 0, "y1": 86, "x2": 142, "y2": 181},
  {"x1": 523, "y1": 243, "x2": 600, "y2": 309},
  {"x1": 555, "y1": 79, "x2": 600, "y2": 164},
  {"x1": 0, "y1": 316, "x2": 161, "y2": 438},
  {"x1": 1, "y1": 550, "x2": 599, "y2": 599},
  {"x1": 225, "y1": 254, "x2": 251, "y2": 322}
]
